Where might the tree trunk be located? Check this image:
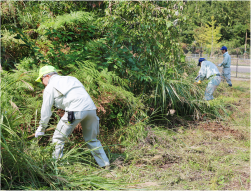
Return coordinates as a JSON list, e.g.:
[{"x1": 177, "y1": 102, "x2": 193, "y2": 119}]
[
  {"x1": 211, "y1": 26, "x2": 214, "y2": 57},
  {"x1": 109, "y1": 1, "x2": 112, "y2": 15}
]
